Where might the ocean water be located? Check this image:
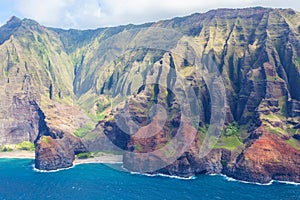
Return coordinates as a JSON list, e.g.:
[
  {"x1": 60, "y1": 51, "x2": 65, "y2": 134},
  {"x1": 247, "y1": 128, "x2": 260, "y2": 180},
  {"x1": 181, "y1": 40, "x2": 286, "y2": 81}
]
[{"x1": 0, "y1": 159, "x2": 299, "y2": 200}]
